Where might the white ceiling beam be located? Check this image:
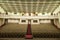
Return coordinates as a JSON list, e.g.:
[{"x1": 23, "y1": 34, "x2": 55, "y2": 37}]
[
  {"x1": 0, "y1": 6, "x2": 5, "y2": 13},
  {"x1": 41, "y1": 0, "x2": 46, "y2": 13},
  {"x1": 53, "y1": 5, "x2": 60, "y2": 13}
]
